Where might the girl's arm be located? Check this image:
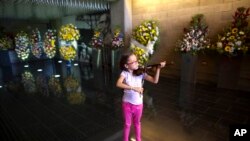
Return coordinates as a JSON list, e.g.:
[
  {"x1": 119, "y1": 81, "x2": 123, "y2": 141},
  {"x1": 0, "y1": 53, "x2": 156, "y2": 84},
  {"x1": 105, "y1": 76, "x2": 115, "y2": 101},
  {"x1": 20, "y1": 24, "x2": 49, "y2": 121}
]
[
  {"x1": 116, "y1": 75, "x2": 132, "y2": 90},
  {"x1": 144, "y1": 61, "x2": 166, "y2": 84},
  {"x1": 116, "y1": 75, "x2": 143, "y2": 93}
]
